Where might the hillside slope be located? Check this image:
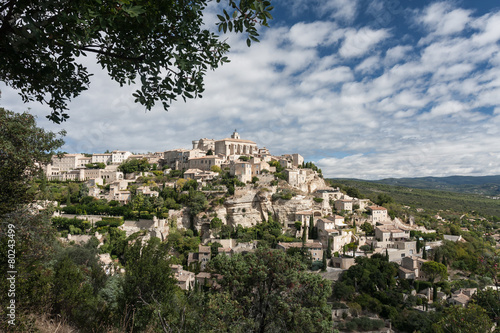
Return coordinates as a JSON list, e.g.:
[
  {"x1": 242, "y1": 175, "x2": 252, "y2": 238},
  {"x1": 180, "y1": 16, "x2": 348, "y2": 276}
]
[
  {"x1": 368, "y1": 175, "x2": 500, "y2": 197},
  {"x1": 329, "y1": 178, "x2": 500, "y2": 217}
]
